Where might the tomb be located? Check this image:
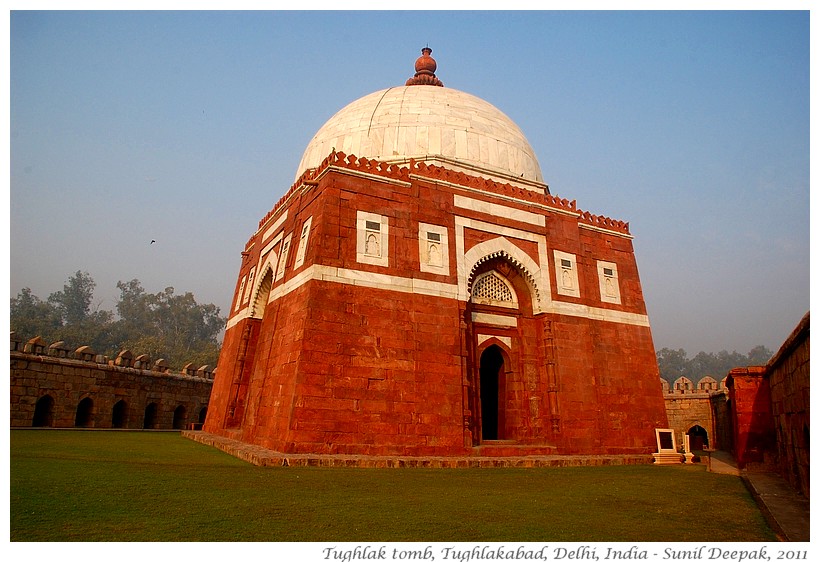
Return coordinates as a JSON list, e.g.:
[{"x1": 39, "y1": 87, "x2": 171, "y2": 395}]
[{"x1": 203, "y1": 48, "x2": 668, "y2": 458}]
